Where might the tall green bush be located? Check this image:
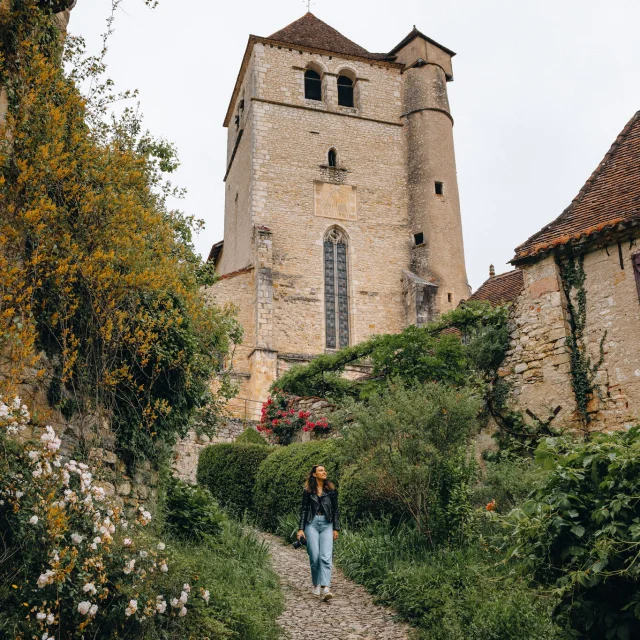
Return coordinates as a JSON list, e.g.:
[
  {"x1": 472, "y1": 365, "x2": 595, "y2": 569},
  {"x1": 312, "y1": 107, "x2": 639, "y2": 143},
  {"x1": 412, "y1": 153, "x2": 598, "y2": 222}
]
[
  {"x1": 253, "y1": 440, "x2": 343, "y2": 531},
  {"x1": 197, "y1": 444, "x2": 273, "y2": 516},
  {"x1": 341, "y1": 381, "x2": 480, "y2": 542}
]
